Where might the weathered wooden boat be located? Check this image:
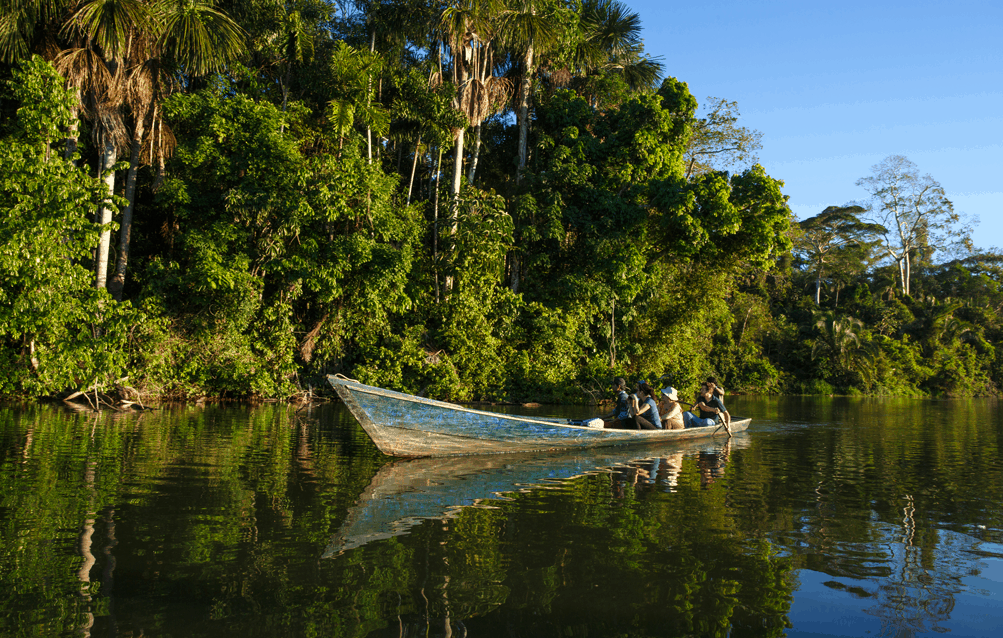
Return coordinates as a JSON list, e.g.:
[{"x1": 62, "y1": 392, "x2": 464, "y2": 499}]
[
  {"x1": 323, "y1": 436, "x2": 747, "y2": 557},
  {"x1": 327, "y1": 375, "x2": 750, "y2": 457}
]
